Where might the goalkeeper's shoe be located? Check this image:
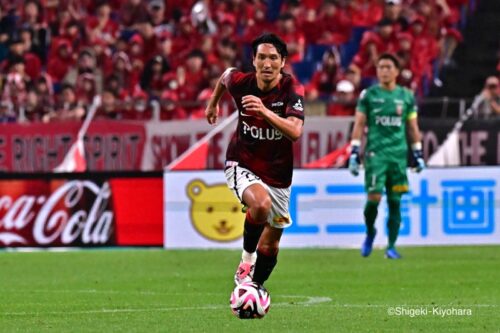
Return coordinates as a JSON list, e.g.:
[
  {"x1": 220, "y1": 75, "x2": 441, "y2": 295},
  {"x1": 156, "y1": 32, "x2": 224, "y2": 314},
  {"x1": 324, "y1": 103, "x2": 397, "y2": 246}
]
[
  {"x1": 361, "y1": 232, "x2": 376, "y2": 257},
  {"x1": 234, "y1": 261, "x2": 255, "y2": 285},
  {"x1": 385, "y1": 247, "x2": 402, "y2": 259}
]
